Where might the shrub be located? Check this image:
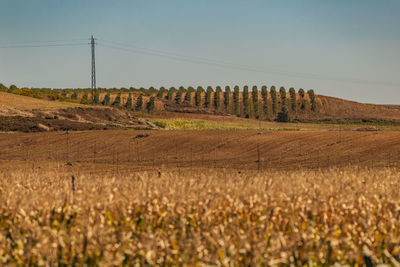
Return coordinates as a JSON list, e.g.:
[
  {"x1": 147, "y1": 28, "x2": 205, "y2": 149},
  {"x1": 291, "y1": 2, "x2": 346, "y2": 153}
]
[
  {"x1": 234, "y1": 86, "x2": 240, "y2": 116},
  {"x1": 0, "y1": 83, "x2": 7, "y2": 92},
  {"x1": 224, "y1": 86, "x2": 231, "y2": 113},
  {"x1": 71, "y1": 91, "x2": 78, "y2": 100},
  {"x1": 206, "y1": 86, "x2": 213, "y2": 108},
  {"x1": 270, "y1": 86, "x2": 278, "y2": 114},
  {"x1": 252, "y1": 86, "x2": 259, "y2": 119},
  {"x1": 298, "y1": 88, "x2": 305, "y2": 98},
  {"x1": 276, "y1": 102, "x2": 290, "y2": 122},
  {"x1": 126, "y1": 93, "x2": 133, "y2": 109},
  {"x1": 215, "y1": 86, "x2": 222, "y2": 109},
  {"x1": 102, "y1": 93, "x2": 110, "y2": 105},
  {"x1": 279, "y1": 87, "x2": 286, "y2": 103},
  {"x1": 196, "y1": 87, "x2": 204, "y2": 107},
  {"x1": 289, "y1": 88, "x2": 296, "y2": 111},
  {"x1": 136, "y1": 94, "x2": 143, "y2": 111},
  {"x1": 82, "y1": 92, "x2": 89, "y2": 101},
  {"x1": 308, "y1": 89, "x2": 317, "y2": 111},
  {"x1": 261, "y1": 86, "x2": 268, "y2": 119},
  {"x1": 147, "y1": 96, "x2": 155, "y2": 114},
  {"x1": 112, "y1": 93, "x2": 121, "y2": 106}
]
